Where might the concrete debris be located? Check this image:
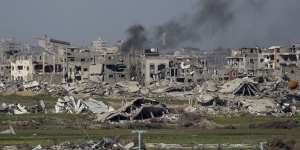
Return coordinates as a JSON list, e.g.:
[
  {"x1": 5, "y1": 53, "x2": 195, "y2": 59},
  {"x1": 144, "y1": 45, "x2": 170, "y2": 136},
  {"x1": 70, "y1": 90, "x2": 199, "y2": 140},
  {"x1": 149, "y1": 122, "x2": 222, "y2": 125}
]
[
  {"x1": 46, "y1": 84, "x2": 68, "y2": 97},
  {"x1": 27, "y1": 100, "x2": 46, "y2": 113},
  {"x1": 115, "y1": 81, "x2": 140, "y2": 93},
  {"x1": 203, "y1": 80, "x2": 218, "y2": 92},
  {"x1": 1, "y1": 146, "x2": 18, "y2": 150},
  {"x1": 196, "y1": 93, "x2": 220, "y2": 106},
  {"x1": 267, "y1": 138, "x2": 296, "y2": 150},
  {"x1": 183, "y1": 106, "x2": 197, "y2": 113},
  {"x1": 0, "y1": 100, "x2": 46, "y2": 115},
  {"x1": 83, "y1": 98, "x2": 114, "y2": 114},
  {"x1": 55, "y1": 96, "x2": 88, "y2": 114},
  {"x1": 55, "y1": 96, "x2": 114, "y2": 114},
  {"x1": 49, "y1": 137, "x2": 130, "y2": 150},
  {"x1": 13, "y1": 104, "x2": 29, "y2": 115},
  {"x1": 101, "y1": 97, "x2": 168, "y2": 122},
  {"x1": 0, "y1": 81, "x2": 5, "y2": 89},
  {"x1": 0, "y1": 125, "x2": 16, "y2": 135},
  {"x1": 32, "y1": 144, "x2": 42, "y2": 150},
  {"x1": 0, "y1": 74, "x2": 298, "y2": 117},
  {"x1": 0, "y1": 102, "x2": 9, "y2": 113},
  {"x1": 241, "y1": 98, "x2": 278, "y2": 115},
  {"x1": 23, "y1": 81, "x2": 40, "y2": 89},
  {"x1": 219, "y1": 78, "x2": 257, "y2": 94},
  {"x1": 178, "y1": 113, "x2": 223, "y2": 129},
  {"x1": 151, "y1": 82, "x2": 193, "y2": 94},
  {"x1": 233, "y1": 82, "x2": 259, "y2": 96}
]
